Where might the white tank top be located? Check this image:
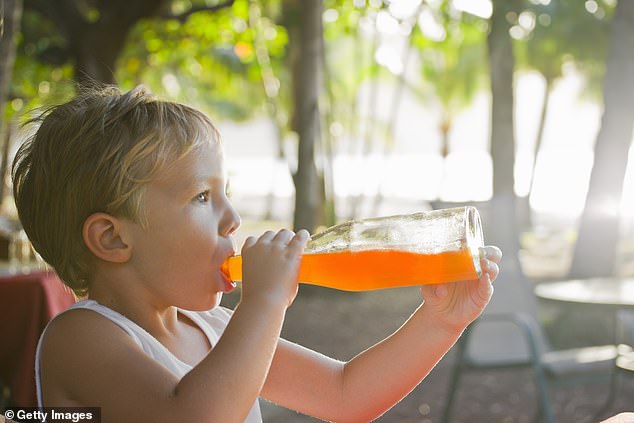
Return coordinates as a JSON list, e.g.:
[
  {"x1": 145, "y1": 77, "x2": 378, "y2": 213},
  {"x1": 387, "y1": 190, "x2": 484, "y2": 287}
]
[{"x1": 35, "y1": 299, "x2": 262, "y2": 422}]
